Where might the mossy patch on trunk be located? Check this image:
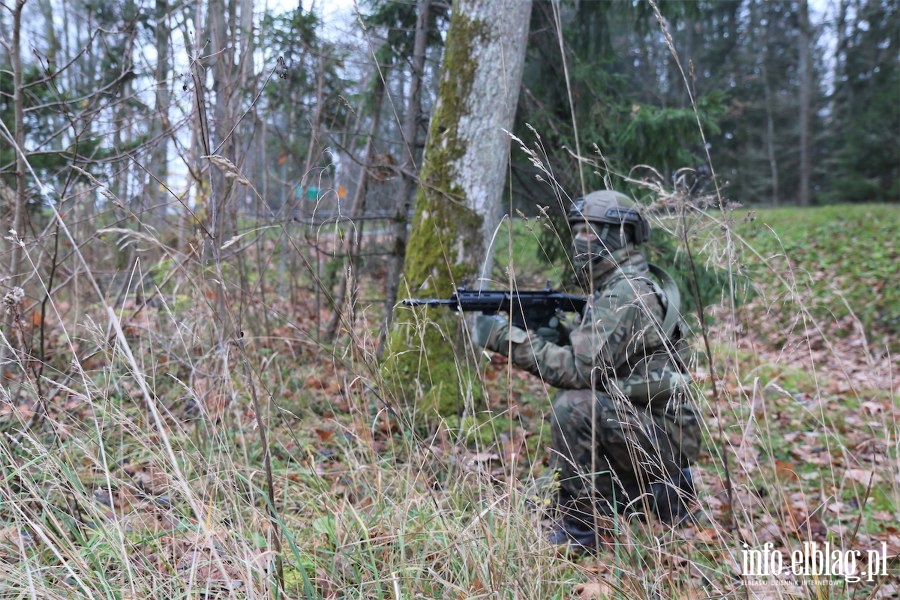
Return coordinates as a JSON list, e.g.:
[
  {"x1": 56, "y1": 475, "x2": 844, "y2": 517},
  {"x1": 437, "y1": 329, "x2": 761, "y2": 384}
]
[{"x1": 382, "y1": 11, "x2": 492, "y2": 417}]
